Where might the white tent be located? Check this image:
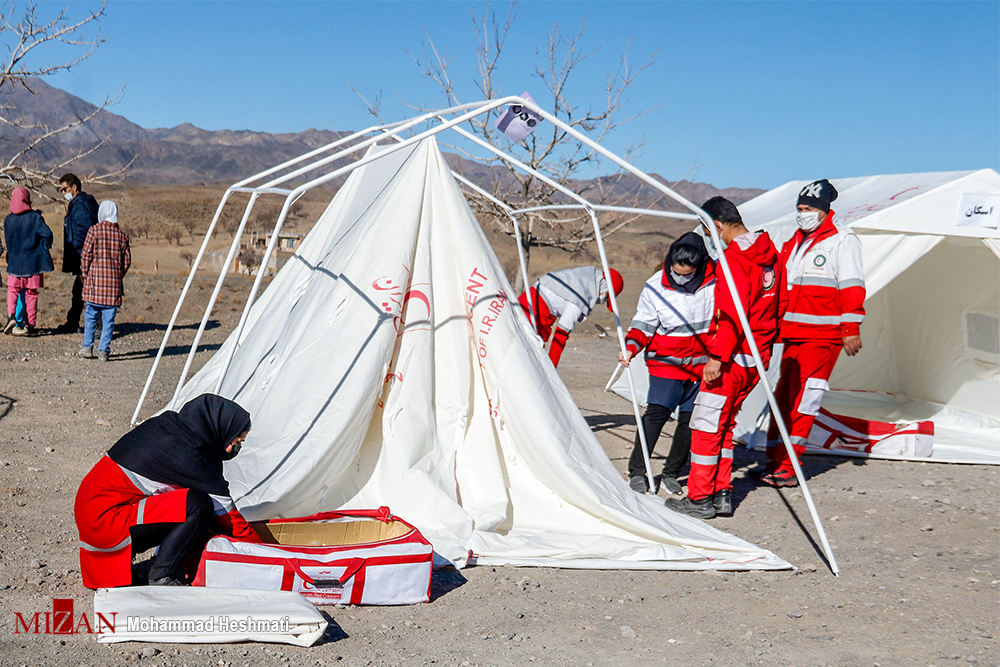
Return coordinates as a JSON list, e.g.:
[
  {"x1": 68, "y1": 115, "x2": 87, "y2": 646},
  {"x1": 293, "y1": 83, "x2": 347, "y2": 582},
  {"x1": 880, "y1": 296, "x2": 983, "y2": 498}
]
[
  {"x1": 735, "y1": 170, "x2": 1000, "y2": 464},
  {"x1": 156, "y1": 137, "x2": 791, "y2": 570},
  {"x1": 612, "y1": 170, "x2": 1000, "y2": 464}
]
